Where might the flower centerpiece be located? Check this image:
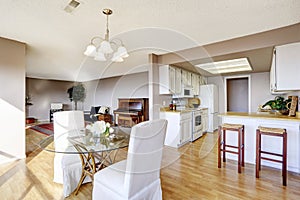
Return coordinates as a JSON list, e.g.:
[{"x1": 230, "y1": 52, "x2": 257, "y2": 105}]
[{"x1": 86, "y1": 120, "x2": 114, "y2": 137}]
